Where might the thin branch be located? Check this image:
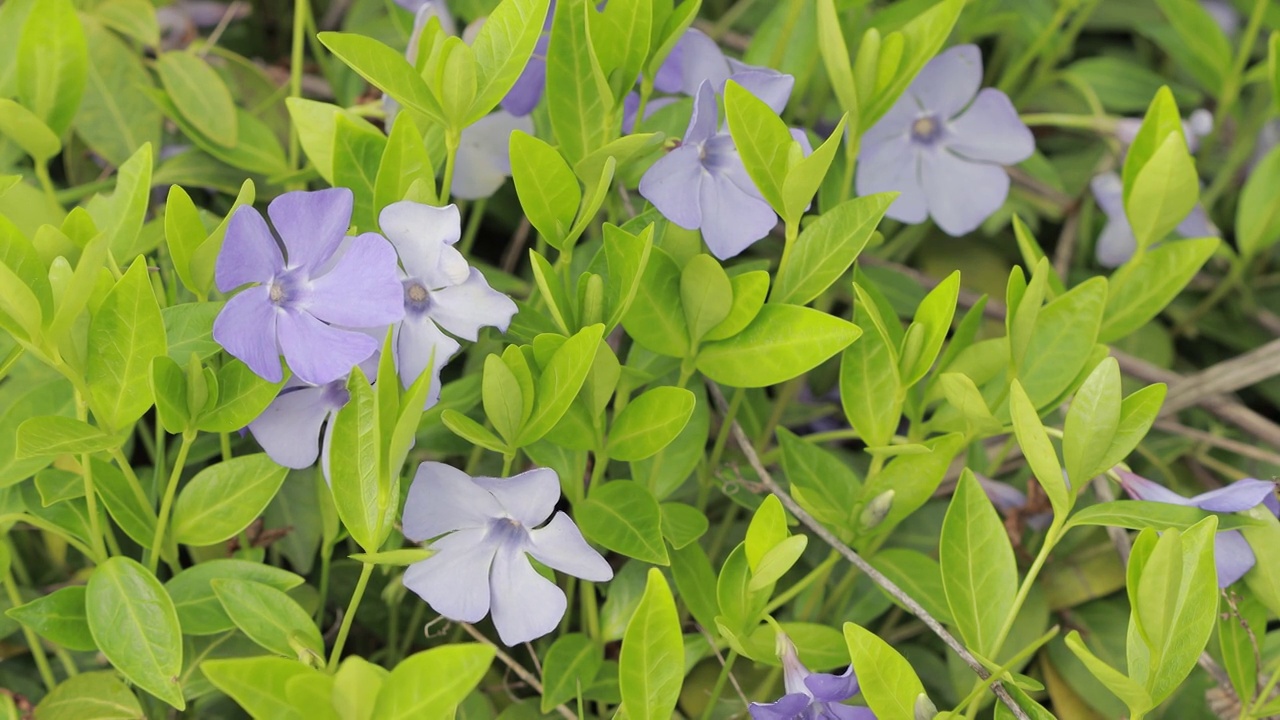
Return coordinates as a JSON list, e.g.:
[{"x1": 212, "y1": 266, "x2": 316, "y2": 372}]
[
  {"x1": 706, "y1": 383, "x2": 1032, "y2": 720},
  {"x1": 460, "y1": 624, "x2": 577, "y2": 720},
  {"x1": 1161, "y1": 338, "x2": 1280, "y2": 414}
]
